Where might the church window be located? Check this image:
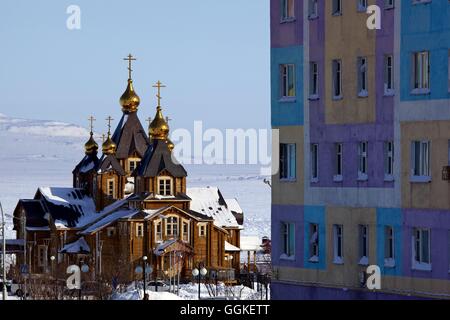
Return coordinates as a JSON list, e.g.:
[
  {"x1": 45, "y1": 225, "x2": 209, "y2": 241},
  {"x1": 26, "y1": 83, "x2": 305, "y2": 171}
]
[
  {"x1": 107, "y1": 178, "x2": 115, "y2": 198},
  {"x1": 129, "y1": 159, "x2": 141, "y2": 173},
  {"x1": 199, "y1": 224, "x2": 207, "y2": 237},
  {"x1": 155, "y1": 220, "x2": 162, "y2": 242},
  {"x1": 166, "y1": 216, "x2": 178, "y2": 238},
  {"x1": 157, "y1": 177, "x2": 173, "y2": 196},
  {"x1": 182, "y1": 220, "x2": 190, "y2": 242},
  {"x1": 136, "y1": 223, "x2": 144, "y2": 238}
]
